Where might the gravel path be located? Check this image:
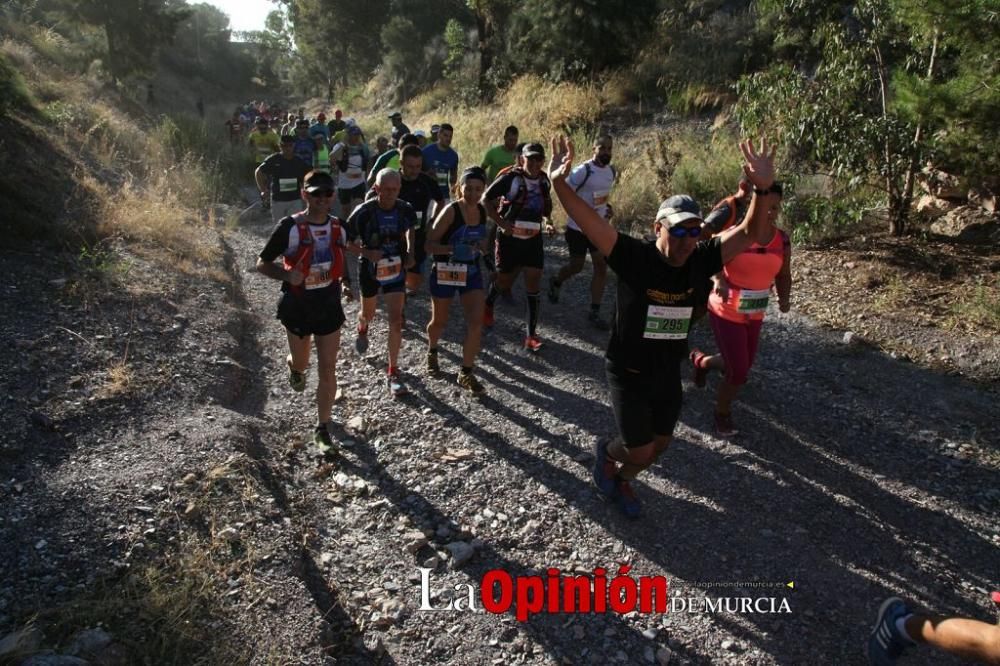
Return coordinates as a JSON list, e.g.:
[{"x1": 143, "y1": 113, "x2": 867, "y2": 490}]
[{"x1": 1, "y1": 201, "x2": 997, "y2": 665}]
